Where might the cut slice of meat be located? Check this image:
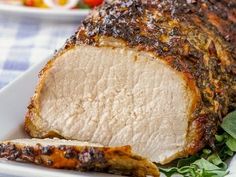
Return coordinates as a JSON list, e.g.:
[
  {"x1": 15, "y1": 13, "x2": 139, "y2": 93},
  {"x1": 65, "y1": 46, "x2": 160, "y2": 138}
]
[
  {"x1": 25, "y1": 0, "x2": 236, "y2": 165},
  {"x1": 25, "y1": 44, "x2": 197, "y2": 164},
  {"x1": 0, "y1": 138, "x2": 159, "y2": 177}
]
